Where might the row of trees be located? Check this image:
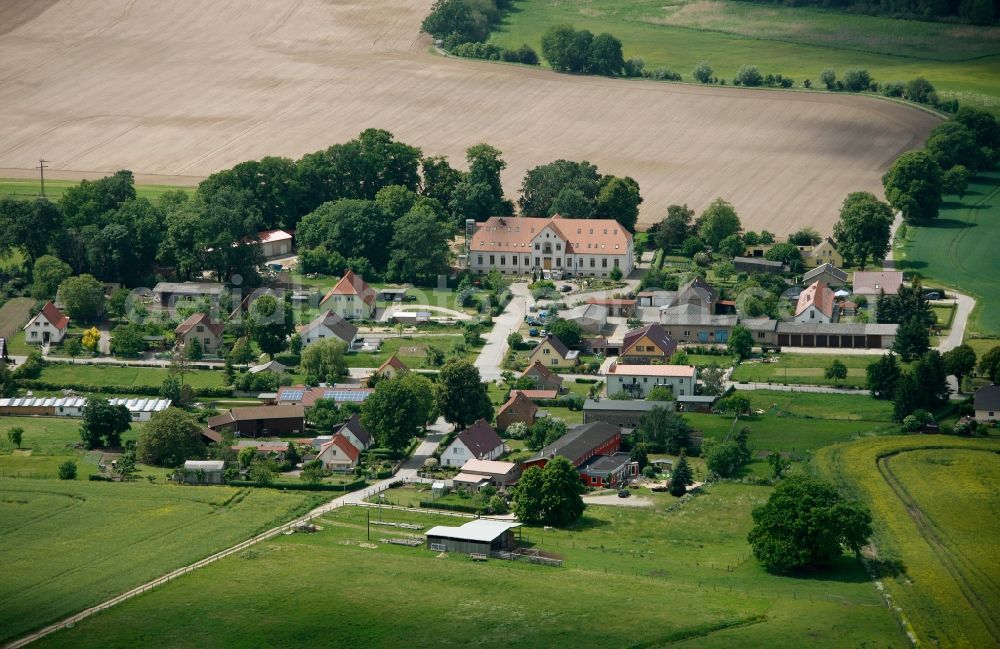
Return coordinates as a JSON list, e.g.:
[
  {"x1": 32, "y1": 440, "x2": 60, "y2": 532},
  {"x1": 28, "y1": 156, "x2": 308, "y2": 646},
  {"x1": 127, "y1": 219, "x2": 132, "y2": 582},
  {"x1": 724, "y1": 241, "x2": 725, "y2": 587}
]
[
  {"x1": 883, "y1": 107, "x2": 999, "y2": 222},
  {"x1": 540, "y1": 25, "x2": 627, "y2": 76},
  {"x1": 421, "y1": 0, "x2": 510, "y2": 48},
  {"x1": 743, "y1": 0, "x2": 996, "y2": 26}
]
